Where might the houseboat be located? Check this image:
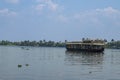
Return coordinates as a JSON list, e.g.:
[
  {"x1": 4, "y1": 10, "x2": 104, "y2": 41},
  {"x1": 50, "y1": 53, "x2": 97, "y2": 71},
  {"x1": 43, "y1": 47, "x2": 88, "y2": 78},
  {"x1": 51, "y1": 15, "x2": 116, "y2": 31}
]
[{"x1": 66, "y1": 39, "x2": 105, "y2": 52}]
